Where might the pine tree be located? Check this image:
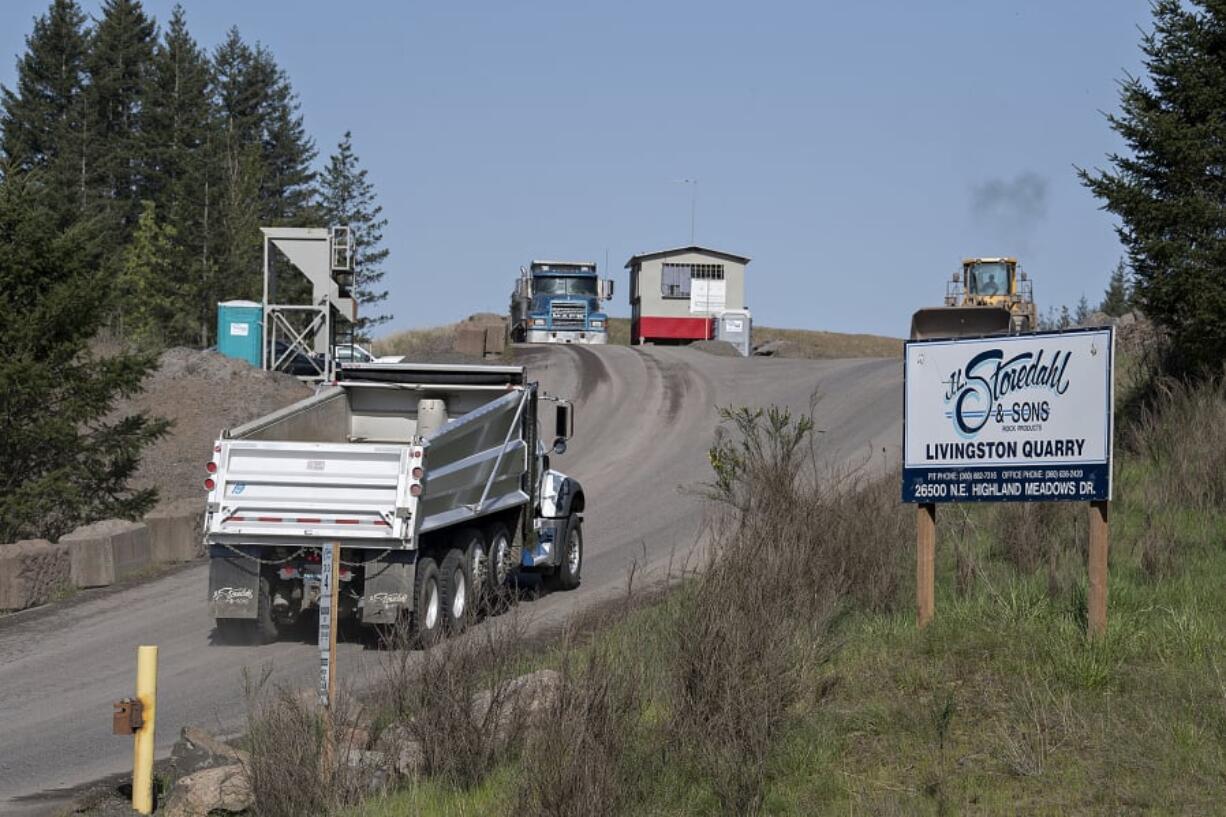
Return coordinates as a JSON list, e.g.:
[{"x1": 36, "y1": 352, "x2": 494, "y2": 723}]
[
  {"x1": 118, "y1": 200, "x2": 192, "y2": 346},
  {"x1": 85, "y1": 0, "x2": 157, "y2": 231},
  {"x1": 0, "y1": 169, "x2": 168, "y2": 542},
  {"x1": 1074, "y1": 294, "x2": 1091, "y2": 325},
  {"x1": 1058, "y1": 304, "x2": 1072, "y2": 330},
  {"x1": 144, "y1": 4, "x2": 217, "y2": 343},
  {"x1": 318, "y1": 131, "x2": 391, "y2": 339},
  {"x1": 1100, "y1": 259, "x2": 1131, "y2": 317},
  {"x1": 0, "y1": 0, "x2": 91, "y2": 222},
  {"x1": 211, "y1": 28, "x2": 317, "y2": 299},
  {"x1": 1079, "y1": 0, "x2": 1226, "y2": 374},
  {"x1": 256, "y1": 45, "x2": 317, "y2": 225}
]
